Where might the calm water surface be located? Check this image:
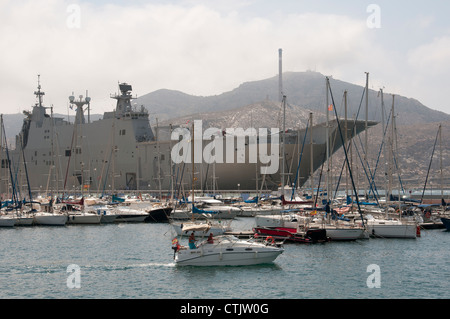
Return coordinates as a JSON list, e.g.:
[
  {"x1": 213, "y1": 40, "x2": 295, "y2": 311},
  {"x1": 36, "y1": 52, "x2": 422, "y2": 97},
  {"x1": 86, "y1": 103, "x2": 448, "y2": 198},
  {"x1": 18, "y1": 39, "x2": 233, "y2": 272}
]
[{"x1": 0, "y1": 218, "x2": 448, "y2": 299}]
